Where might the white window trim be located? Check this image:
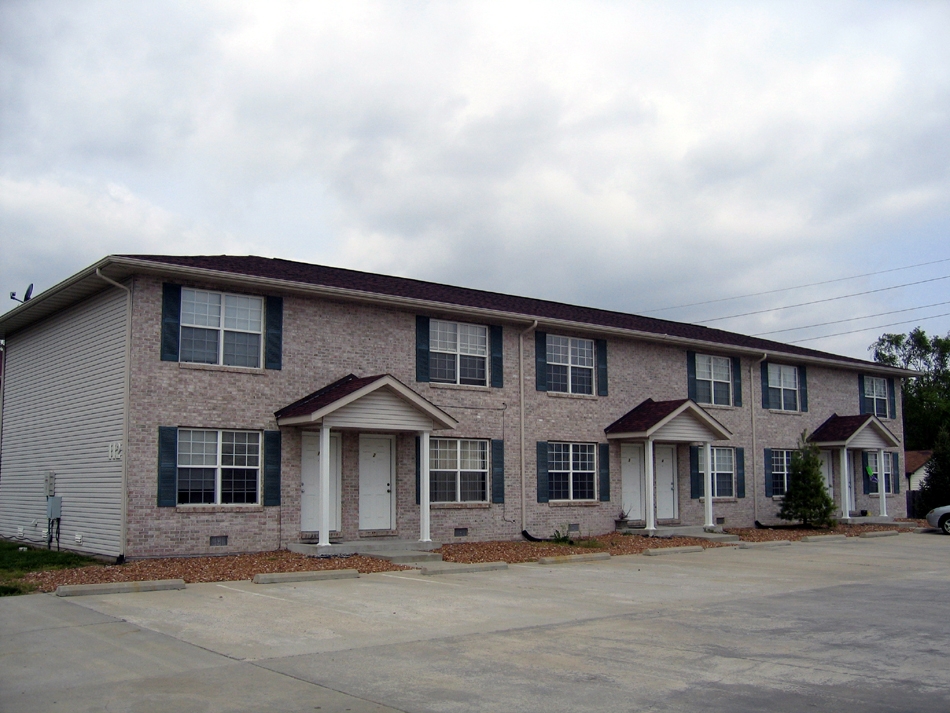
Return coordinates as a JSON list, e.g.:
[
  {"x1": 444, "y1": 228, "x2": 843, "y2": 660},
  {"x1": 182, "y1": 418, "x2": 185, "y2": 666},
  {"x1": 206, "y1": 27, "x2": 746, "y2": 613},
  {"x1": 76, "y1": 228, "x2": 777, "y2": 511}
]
[
  {"x1": 429, "y1": 438, "x2": 489, "y2": 503},
  {"x1": 771, "y1": 449, "x2": 794, "y2": 496},
  {"x1": 429, "y1": 319, "x2": 489, "y2": 387},
  {"x1": 699, "y1": 446, "x2": 736, "y2": 499},
  {"x1": 864, "y1": 376, "x2": 889, "y2": 419},
  {"x1": 180, "y1": 288, "x2": 264, "y2": 369},
  {"x1": 768, "y1": 364, "x2": 800, "y2": 412},
  {"x1": 547, "y1": 335, "x2": 595, "y2": 395},
  {"x1": 696, "y1": 354, "x2": 733, "y2": 406},
  {"x1": 548, "y1": 442, "x2": 597, "y2": 502},
  {"x1": 177, "y1": 428, "x2": 262, "y2": 506},
  {"x1": 866, "y1": 451, "x2": 894, "y2": 494}
]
